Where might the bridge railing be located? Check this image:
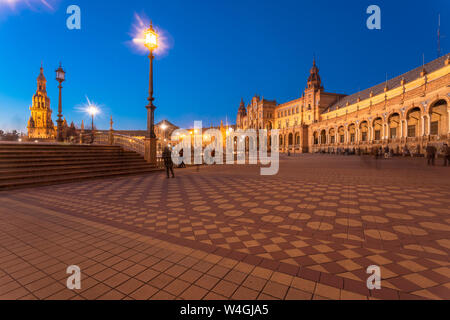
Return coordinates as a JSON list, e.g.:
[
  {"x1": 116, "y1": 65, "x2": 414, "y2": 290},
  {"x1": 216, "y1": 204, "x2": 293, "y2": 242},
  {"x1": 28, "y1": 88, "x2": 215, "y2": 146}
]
[
  {"x1": 94, "y1": 132, "x2": 145, "y2": 155},
  {"x1": 93, "y1": 132, "x2": 166, "y2": 168}
]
